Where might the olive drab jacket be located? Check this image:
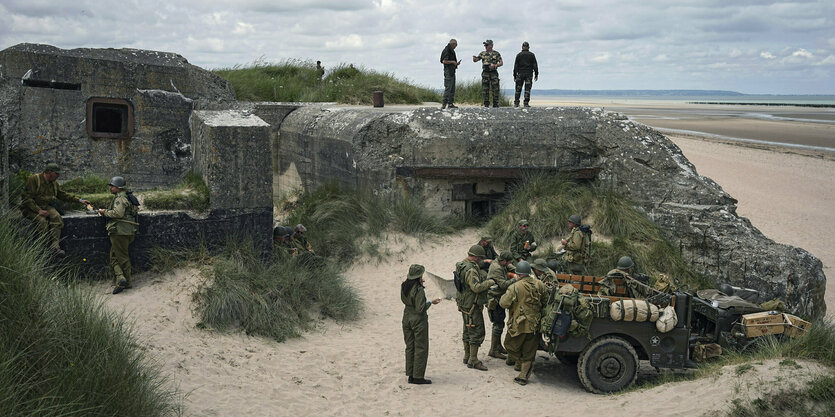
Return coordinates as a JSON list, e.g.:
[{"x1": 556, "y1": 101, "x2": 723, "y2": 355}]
[
  {"x1": 510, "y1": 229, "x2": 537, "y2": 260},
  {"x1": 103, "y1": 191, "x2": 138, "y2": 235},
  {"x1": 456, "y1": 258, "x2": 494, "y2": 310},
  {"x1": 487, "y1": 261, "x2": 515, "y2": 292},
  {"x1": 535, "y1": 267, "x2": 558, "y2": 288},
  {"x1": 402, "y1": 284, "x2": 432, "y2": 319},
  {"x1": 20, "y1": 172, "x2": 80, "y2": 213},
  {"x1": 500, "y1": 275, "x2": 547, "y2": 337},
  {"x1": 564, "y1": 226, "x2": 589, "y2": 264}
]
